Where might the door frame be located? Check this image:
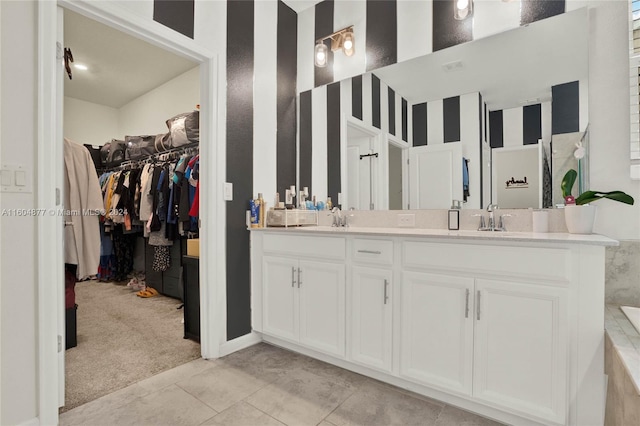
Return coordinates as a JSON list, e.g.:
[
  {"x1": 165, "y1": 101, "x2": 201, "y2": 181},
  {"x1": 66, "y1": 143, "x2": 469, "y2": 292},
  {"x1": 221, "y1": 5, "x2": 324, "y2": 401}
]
[
  {"x1": 341, "y1": 116, "x2": 383, "y2": 210},
  {"x1": 385, "y1": 133, "x2": 410, "y2": 210},
  {"x1": 37, "y1": 1, "x2": 223, "y2": 424}
]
